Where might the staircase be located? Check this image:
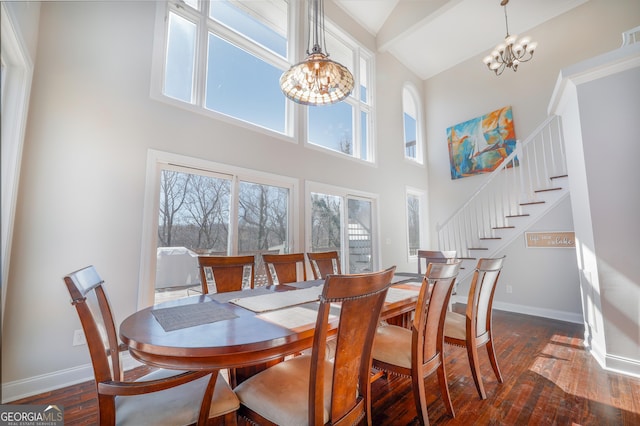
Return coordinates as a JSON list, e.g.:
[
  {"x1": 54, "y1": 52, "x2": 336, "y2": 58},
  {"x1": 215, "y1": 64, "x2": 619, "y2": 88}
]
[{"x1": 437, "y1": 115, "x2": 569, "y2": 293}]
